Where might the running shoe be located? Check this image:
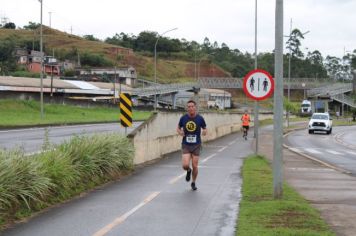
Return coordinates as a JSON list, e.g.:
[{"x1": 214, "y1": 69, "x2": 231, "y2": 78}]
[
  {"x1": 191, "y1": 182, "x2": 197, "y2": 191},
  {"x1": 186, "y1": 168, "x2": 192, "y2": 182}
]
